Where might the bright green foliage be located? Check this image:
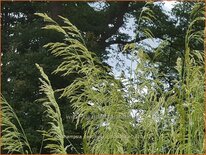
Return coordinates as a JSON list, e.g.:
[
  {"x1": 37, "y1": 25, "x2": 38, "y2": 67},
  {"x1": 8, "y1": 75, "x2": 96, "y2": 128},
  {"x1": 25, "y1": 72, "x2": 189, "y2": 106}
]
[
  {"x1": 36, "y1": 13, "x2": 133, "y2": 154},
  {"x1": 2, "y1": 2, "x2": 204, "y2": 153},
  {"x1": 35, "y1": 64, "x2": 67, "y2": 154},
  {"x1": 1, "y1": 97, "x2": 32, "y2": 154},
  {"x1": 175, "y1": 3, "x2": 204, "y2": 153},
  {"x1": 1, "y1": 2, "x2": 205, "y2": 154},
  {"x1": 124, "y1": 2, "x2": 205, "y2": 154}
]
